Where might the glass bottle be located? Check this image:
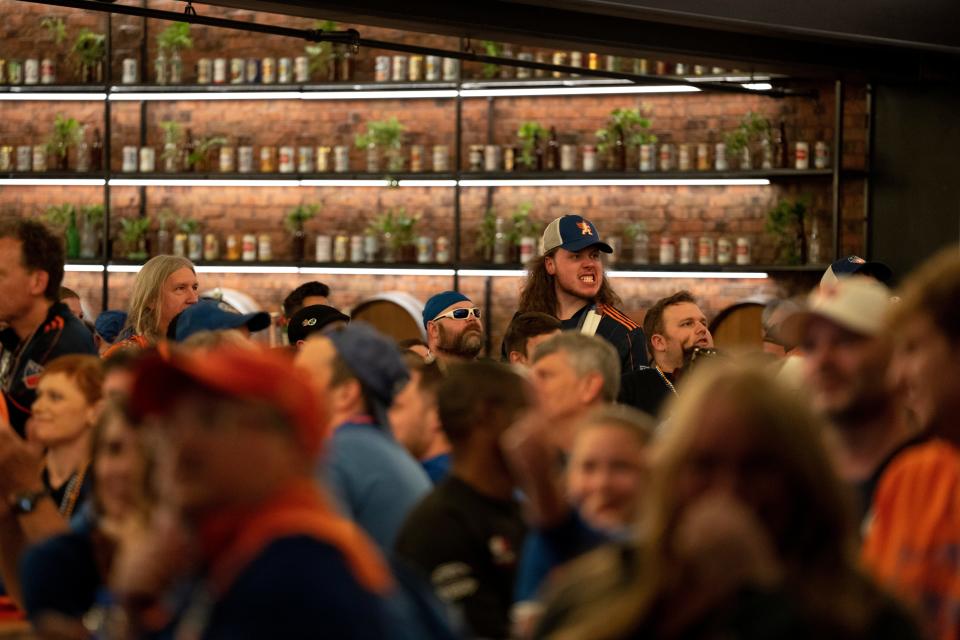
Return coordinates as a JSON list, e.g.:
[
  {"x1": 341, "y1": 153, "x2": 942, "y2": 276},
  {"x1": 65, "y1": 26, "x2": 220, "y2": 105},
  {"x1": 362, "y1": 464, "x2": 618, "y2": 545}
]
[
  {"x1": 339, "y1": 46, "x2": 354, "y2": 81},
  {"x1": 808, "y1": 217, "x2": 821, "y2": 264},
  {"x1": 613, "y1": 130, "x2": 626, "y2": 171},
  {"x1": 183, "y1": 129, "x2": 196, "y2": 172},
  {"x1": 493, "y1": 217, "x2": 508, "y2": 264},
  {"x1": 775, "y1": 119, "x2": 788, "y2": 169},
  {"x1": 90, "y1": 128, "x2": 103, "y2": 172},
  {"x1": 533, "y1": 132, "x2": 544, "y2": 171},
  {"x1": 65, "y1": 208, "x2": 80, "y2": 259},
  {"x1": 79, "y1": 212, "x2": 98, "y2": 259},
  {"x1": 169, "y1": 50, "x2": 183, "y2": 84},
  {"x1": 155, "y1": 51, "x2": 168, "y2": 85},
  {"x1": 546, "y1": 127, "x2": 560, "y2": 171},
  {"x1": 76, "y1": 126, "x2": 90, "y2": 173}
]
